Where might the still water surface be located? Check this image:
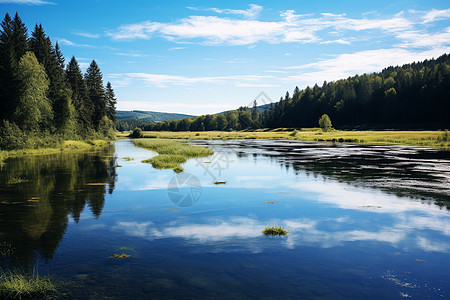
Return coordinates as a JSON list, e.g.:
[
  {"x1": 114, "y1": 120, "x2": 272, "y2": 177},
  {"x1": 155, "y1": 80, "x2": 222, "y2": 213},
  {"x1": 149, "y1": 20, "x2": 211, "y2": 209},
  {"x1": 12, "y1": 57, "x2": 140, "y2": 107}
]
[{"x1": 0, "y1": 139, "x2": 449, "y2": 299}]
